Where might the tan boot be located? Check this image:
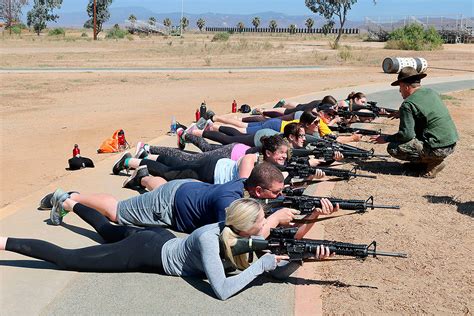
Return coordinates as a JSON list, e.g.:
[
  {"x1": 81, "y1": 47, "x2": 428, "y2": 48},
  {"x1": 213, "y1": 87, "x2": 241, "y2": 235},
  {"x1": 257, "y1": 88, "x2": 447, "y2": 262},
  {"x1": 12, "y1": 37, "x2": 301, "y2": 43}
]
[{"x1": 422, "y1": 161, "x2": 446, "y2": 179}]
